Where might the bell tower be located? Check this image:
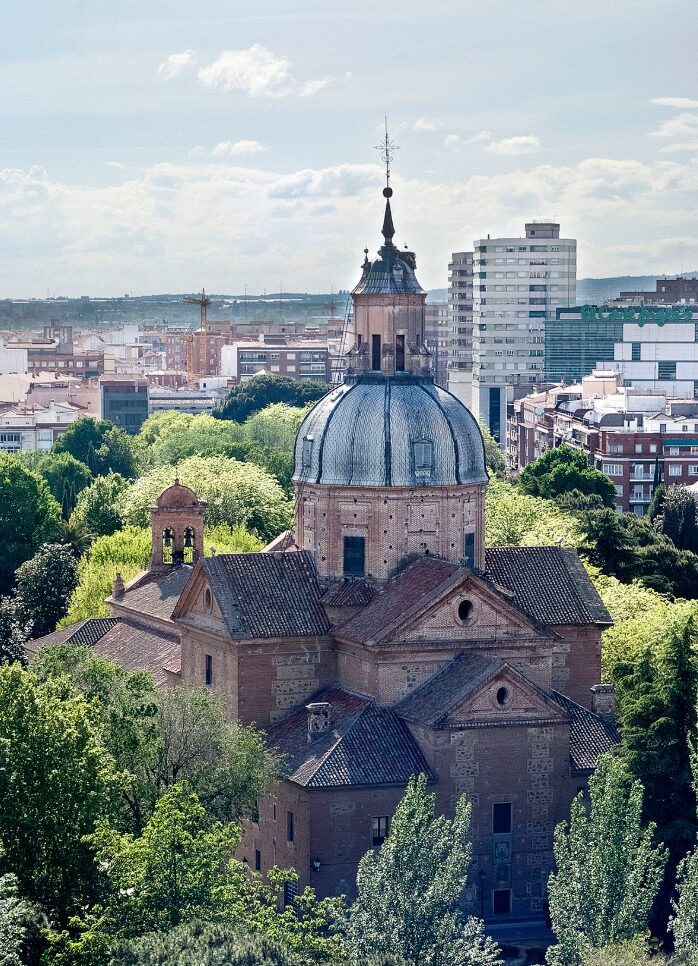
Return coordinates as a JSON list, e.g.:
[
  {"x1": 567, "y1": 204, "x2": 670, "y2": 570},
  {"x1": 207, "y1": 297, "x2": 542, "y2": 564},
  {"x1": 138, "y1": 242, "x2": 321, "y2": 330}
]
[{"x1": 148, "y1": 480, "x2": 207, "y2": 570}]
